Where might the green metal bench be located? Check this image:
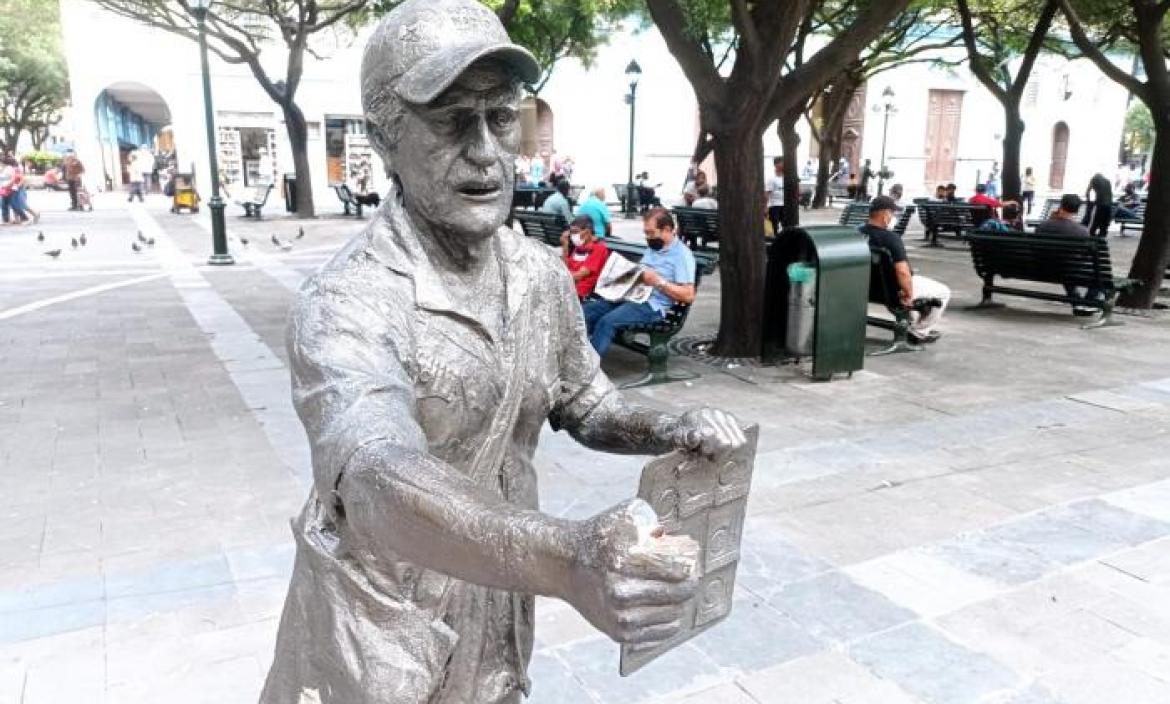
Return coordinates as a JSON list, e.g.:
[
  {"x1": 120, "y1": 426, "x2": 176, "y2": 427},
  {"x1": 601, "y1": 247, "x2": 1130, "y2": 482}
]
[
  {"x1": 917, "y1": 201, "x2": 991, "y2": 247},
  {"x1": 672, "y1": 206, "x2": 720, "y2": 252},
  {"x1": 332, "y1": 184, "x2": 365, "y2": 217},
  {"x1": 512, "y1": 209, "x2": 567, "y2": 247},
  {"x1": 864, "y1": 246, "x2": 943, "y2": 355},
  {"x1": 968, "y1": 231, "x2": 1137, "y2": 328},
  {"x1": 235, "y1": 183, "x2": 274, "y2": 219},
  {"x1": 840, "y1": 203, "x2": 915, "y2": 236},
  {"x1": 601, "y1": 239, "x2": 715, "y2": 388}
]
